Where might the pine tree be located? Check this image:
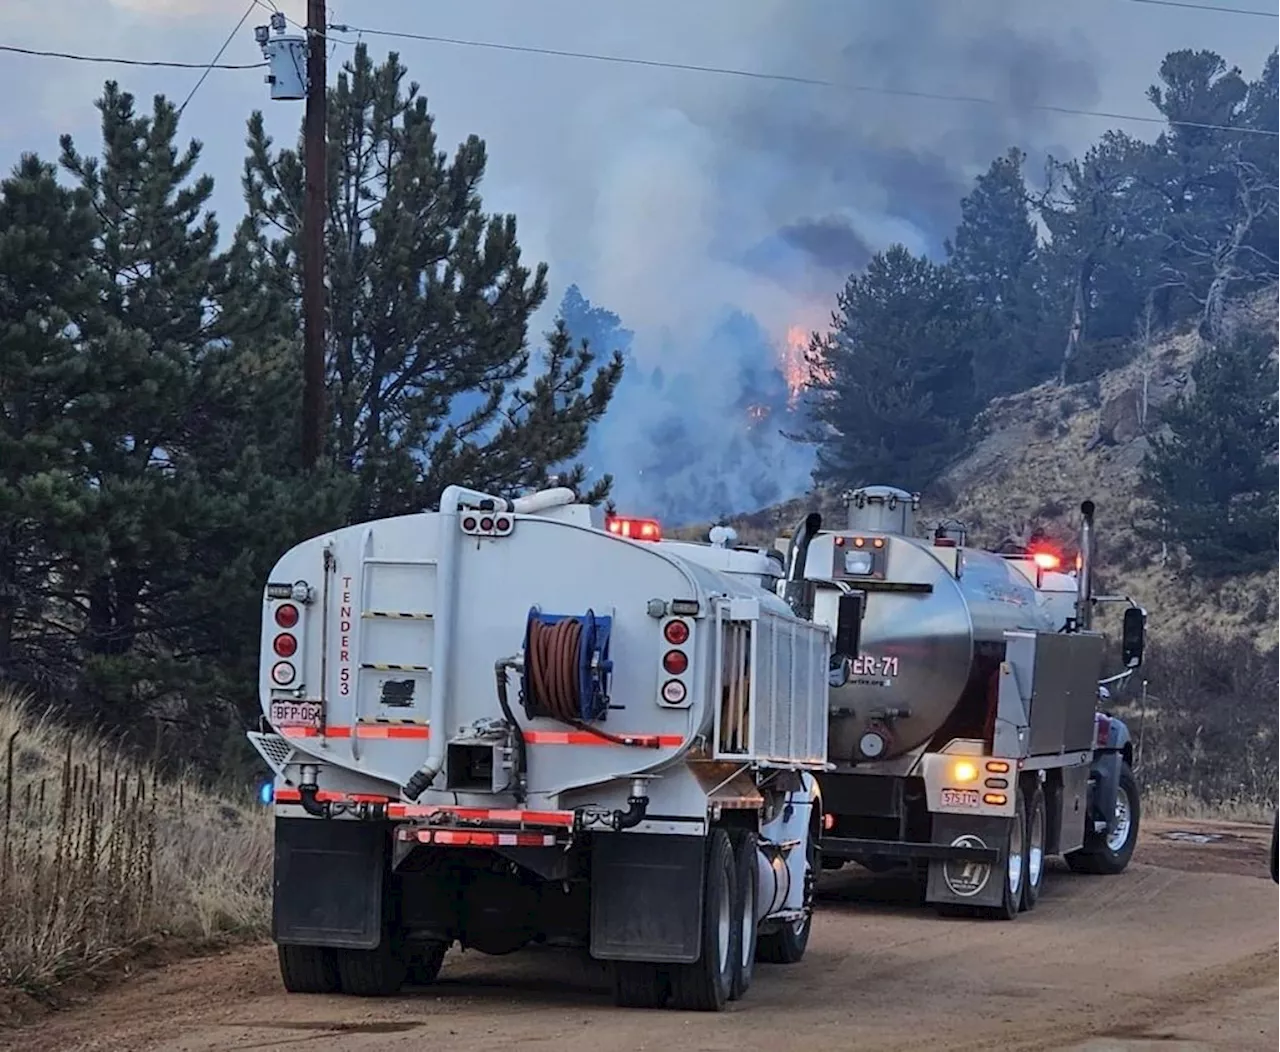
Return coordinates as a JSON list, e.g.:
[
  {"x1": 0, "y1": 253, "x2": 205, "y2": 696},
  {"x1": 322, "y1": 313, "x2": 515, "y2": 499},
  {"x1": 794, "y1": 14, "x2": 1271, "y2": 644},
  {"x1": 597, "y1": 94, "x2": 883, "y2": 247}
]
[
  {"x1": 0, "y1": 155, "x2": 98, "y2": 685},
  {"x1": 945, "y1": 148, "x2": 1047, "y2": 399},
  {"x1": 804, "y1": 245, "x2": 977, "y2": 491},
  {"x1": 52, "y1": 83, "x2": 346, "y2": 743},
  {"x1": 240, "y1": 45, "x2": 622, "y2": 519},
  {"x1": 1141, "y1": 326, "x2": 1278, "y2": 577}
]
